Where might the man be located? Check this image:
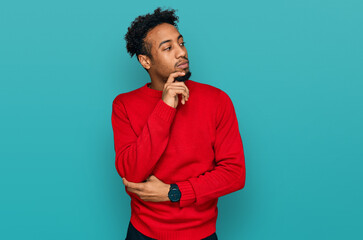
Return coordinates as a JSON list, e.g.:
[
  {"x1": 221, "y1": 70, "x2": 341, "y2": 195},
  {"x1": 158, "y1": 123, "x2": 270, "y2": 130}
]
[{"x1": 111, "y1": 7, "x2": 246, "y2": 240}]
